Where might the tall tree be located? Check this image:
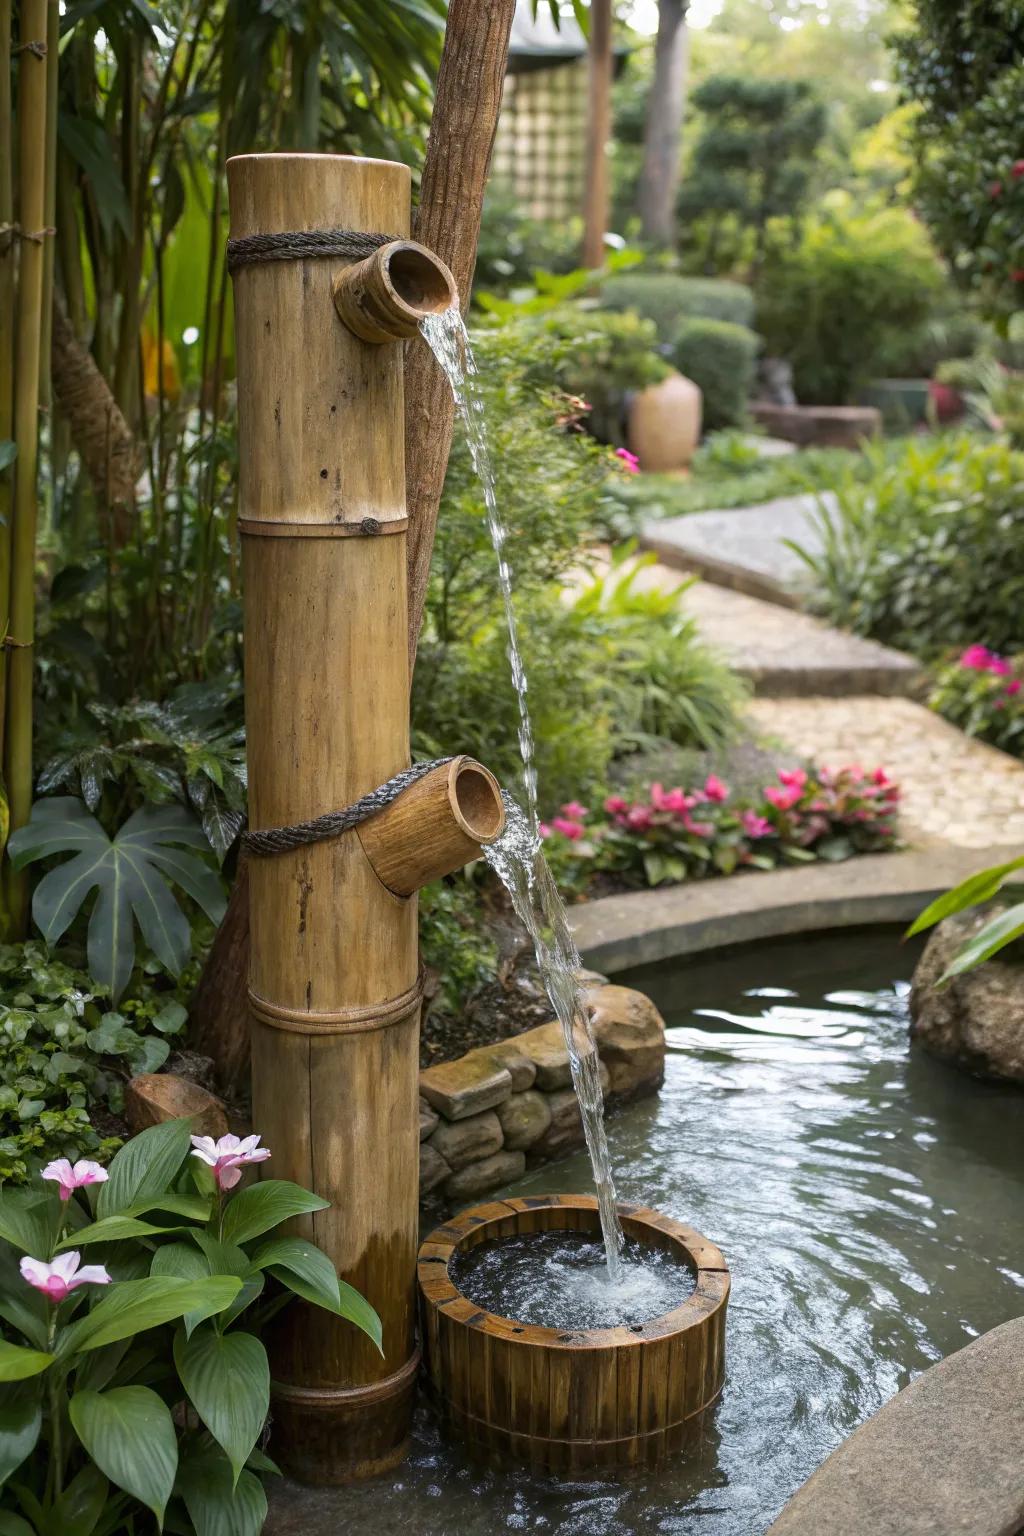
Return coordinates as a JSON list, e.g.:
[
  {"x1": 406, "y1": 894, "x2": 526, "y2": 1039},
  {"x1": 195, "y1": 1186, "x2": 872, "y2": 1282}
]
[{"x1": 638, "y1": 0, "x2": 689, "y2": 248}]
